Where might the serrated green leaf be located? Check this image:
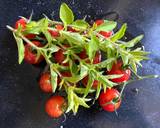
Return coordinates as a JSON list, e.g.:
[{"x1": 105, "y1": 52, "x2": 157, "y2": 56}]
[
  {"x1": 61, "y1": 31, "x2": 84, "y2": 46},
  {"x1": 96, "y1": 20, "x2": 117, "y2": 32},
  {"x1": 111, "y1": 23, "x2": 127, "y2": 42},
  {"x1": 60, "y1": 3, "x2": 74, "y2": 26},
  {"x1": 72, "y1": 20, "x2": 89, "y2": 30},
  {"x1": 13, "y1": 33, "x2": 24, "y2": 64},
  {"x1": 88, "y1": 35, "x2": 99, "y2": 61},
  {"x1": 123, "y1": 35, "x2": 144, "y2": 48},
  {"x1": 50, "y1": 65, "x2": 58, "y2": 92}
]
